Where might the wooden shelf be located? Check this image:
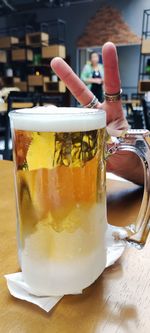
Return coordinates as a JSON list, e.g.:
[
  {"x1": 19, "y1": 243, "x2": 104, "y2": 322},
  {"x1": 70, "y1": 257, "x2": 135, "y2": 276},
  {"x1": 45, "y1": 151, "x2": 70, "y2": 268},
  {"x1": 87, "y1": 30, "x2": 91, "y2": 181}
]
[
  {"x1": 0, "y1": 31, "x2": 68, "y2": 98},
  {"x1": 26, "y1": 32, "x2": 49, "y2": 47},
  {"x1": 138, "y1": 80, "x2": 150, "y2": 92},
  {"x1": 13, "y1": 77, "x2": 21, "y2": 83},
  {"x1": 12, "y1": 48, "x2": 33, "y2": 61},
  {"x1": 141, "y1": 39, "x2": 150, "y2": 54},
  {"x1": 28, "y1": 75, "x2": 50, "y2": 86},
  {"x1": 14, "y1": 81, "x2": 28, "y2": 92},
  {"x1": 44, "y1": 81, "x2": 66, "y2": 93},
  {"x1": 42, "y1": 44, "x2": 66, "y2": 59},
  {"x1": 13, "y1": 77, "x2": 27, "y2": 92},
  {"x1": 0, "y1": 36, "x2": 19, "y2": 49},
  {"x1": 2, "y1": 77, "x2": 13, "y2": 85},
  {"x1": 0, "y1": 50, "x2": 7, "y2": 63}
]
